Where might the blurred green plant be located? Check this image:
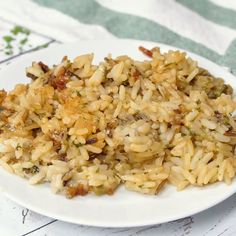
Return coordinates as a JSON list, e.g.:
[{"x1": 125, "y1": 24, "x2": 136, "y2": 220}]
[{"x1": 2, "y1": 25, "x2": 31, "y2": 55}]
